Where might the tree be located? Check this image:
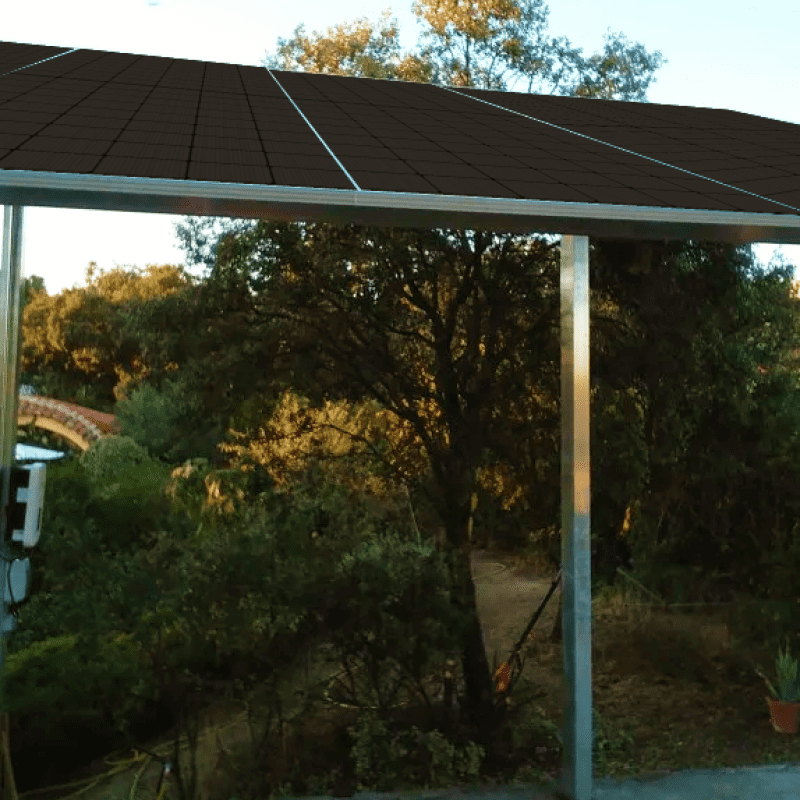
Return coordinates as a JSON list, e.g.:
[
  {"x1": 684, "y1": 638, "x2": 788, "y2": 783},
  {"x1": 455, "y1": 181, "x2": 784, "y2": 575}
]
[
  {"x1": 19, "y1": 275, "x2": 46, "y2": 313},
  {"x1": 19, "y1": 261, "x2": 197, "y2": 413},
  {"x1": 587, "y1": 243, "x2": 800, "y2": 595},
  {"x1": 18, "y1": 273, "x2": 49, "y2": 389},
  {"x1": 108, "y1": 256, "x2": 300, "y2": 467},
  {"x1": 159, "y1": 0, "x2": 670, "y2": 742},
  {"x1": 259, "y1": 0, "x2": 666, "y2": 99},
  {"x1": 131, "y1": 0, "x2": 800, "y2": 746}
]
